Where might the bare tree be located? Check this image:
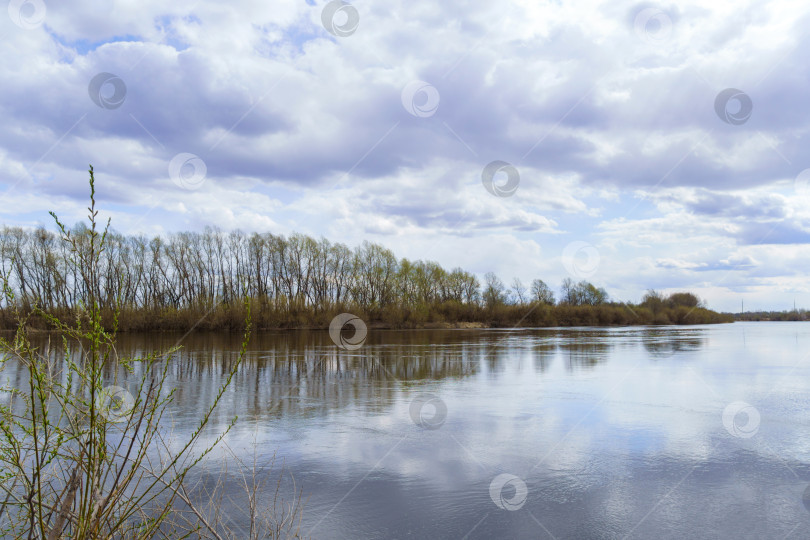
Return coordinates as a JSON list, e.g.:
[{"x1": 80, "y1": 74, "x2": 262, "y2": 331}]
[
  {"x1": 511, "y1": 278, "x2": 527, "y2": 304},
  {"x1": 530, "y1": 279, "x2": 555, "y2": 305}
]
